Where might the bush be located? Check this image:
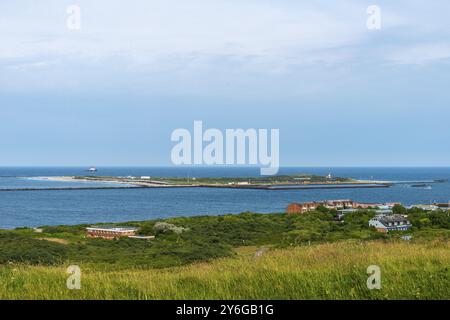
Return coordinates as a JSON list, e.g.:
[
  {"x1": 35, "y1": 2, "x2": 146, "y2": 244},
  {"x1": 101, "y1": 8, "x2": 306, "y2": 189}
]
[
  {"x1": 0, "y1": 233, "x2": 68, "y2": 265},
  {"x1": 393, "y1": 205, "x2": 408, "y2": 215},
  {"x1": 2, "y1": 209, "x2": 449, "y2": 269},
  {"x1": 154, "y1": 222, "x2": 189, "y2": 235}
]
